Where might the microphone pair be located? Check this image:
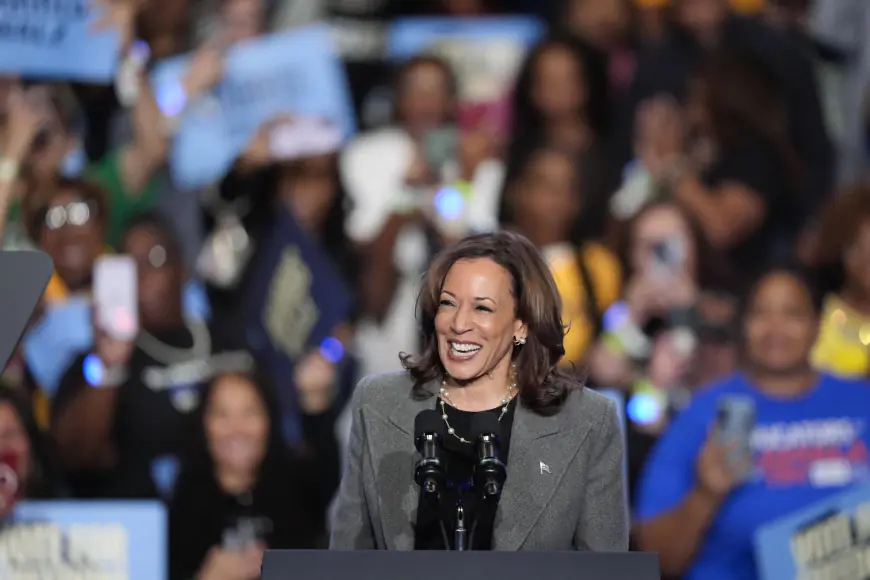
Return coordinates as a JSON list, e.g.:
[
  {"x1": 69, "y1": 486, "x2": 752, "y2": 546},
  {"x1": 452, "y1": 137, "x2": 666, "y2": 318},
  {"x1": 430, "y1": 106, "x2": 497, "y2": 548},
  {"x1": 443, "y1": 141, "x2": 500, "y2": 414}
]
[{"x1": 413, "y1": 409, "x2": 507, "y2": 500}]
